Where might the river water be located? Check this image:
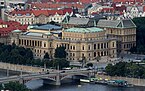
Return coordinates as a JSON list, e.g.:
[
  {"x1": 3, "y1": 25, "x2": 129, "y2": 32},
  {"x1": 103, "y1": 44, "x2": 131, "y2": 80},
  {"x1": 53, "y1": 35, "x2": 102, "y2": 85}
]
[
  {"x1": 0, "y1": 69, "x2": 145, "y2": 91},
  {"x1": 25, "y1": 79, "x2": 145, "y2": 91}
]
